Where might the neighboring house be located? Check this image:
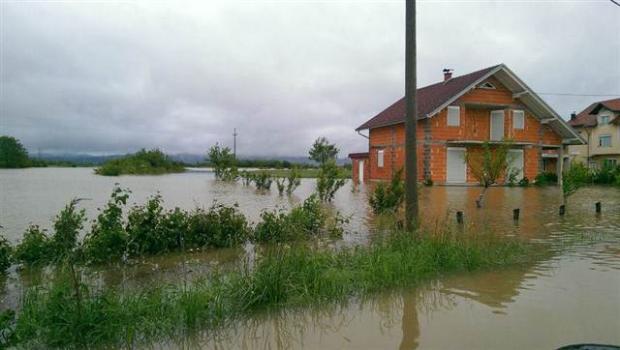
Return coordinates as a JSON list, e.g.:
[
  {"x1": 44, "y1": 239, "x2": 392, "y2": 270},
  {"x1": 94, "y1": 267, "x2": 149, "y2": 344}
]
[
  {"x1": 568, "y1": 98, "x2": 620, "y2": 169},
  {"x1": 349, "y1": 64, "x2": 584, "y2": 185}
]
